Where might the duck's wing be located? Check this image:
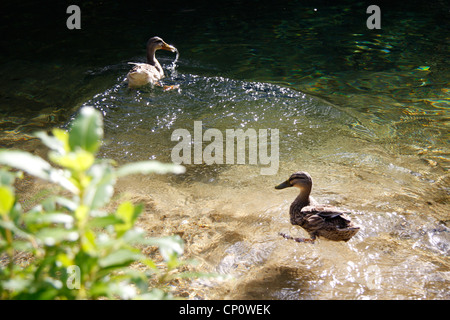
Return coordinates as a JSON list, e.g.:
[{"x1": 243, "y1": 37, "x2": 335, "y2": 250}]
[
  {"x1": 127, "y1": 62, "x2": 151, "y2": 72},
  {"x1": 128, "y1": 62, "x2": 147, "y2": 66},
  {"x1": 318, "y1": 211, "x2": 345, "y2": 219},
  {"x1": 302, "y1": 205, "x2": 347, "y2": 220}
]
